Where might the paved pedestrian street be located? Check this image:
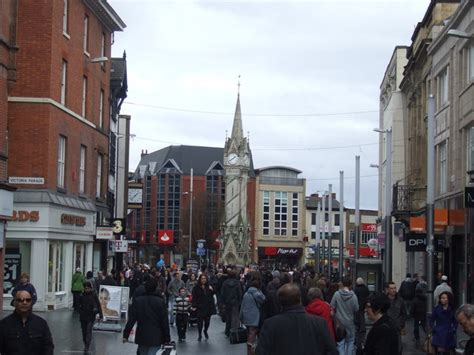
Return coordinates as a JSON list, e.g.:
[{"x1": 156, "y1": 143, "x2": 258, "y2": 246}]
[
  {"x1": 30, "y1": 309, "x2": 470, "y2": 354},
  {"x1": 42, "y1": 309, "x2": 245, "y2": 354}
]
